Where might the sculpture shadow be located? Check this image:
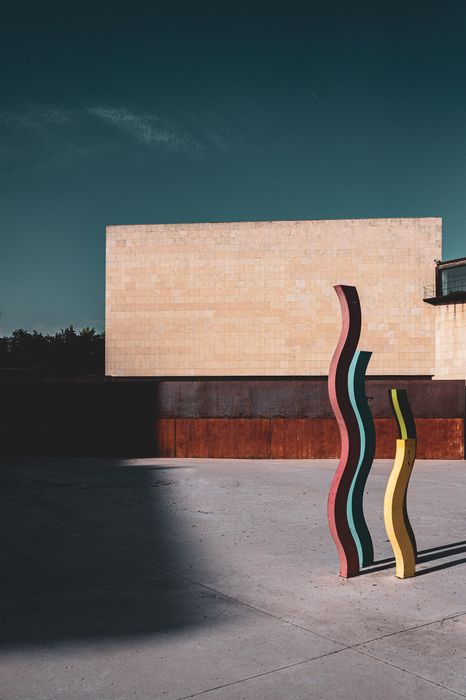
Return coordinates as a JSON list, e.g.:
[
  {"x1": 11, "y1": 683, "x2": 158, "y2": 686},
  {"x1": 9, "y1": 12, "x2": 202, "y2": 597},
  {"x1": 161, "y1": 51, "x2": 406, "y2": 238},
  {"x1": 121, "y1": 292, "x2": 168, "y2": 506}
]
[
  {"x1": 0, "y1": 459, "x2": 221, "y2": 648},
  {"x1": 362, "y1": 540, "x2": 466, "y2": 576}
]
